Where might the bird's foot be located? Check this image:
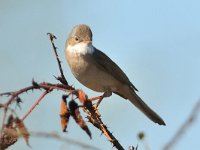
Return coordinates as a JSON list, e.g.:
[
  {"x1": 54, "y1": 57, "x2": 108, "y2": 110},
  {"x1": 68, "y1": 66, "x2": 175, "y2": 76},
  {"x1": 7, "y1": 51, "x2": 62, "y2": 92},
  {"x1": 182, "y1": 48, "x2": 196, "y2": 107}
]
[{"x1": 89, "y1": 91, "x2": 112, "y2": 110}]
